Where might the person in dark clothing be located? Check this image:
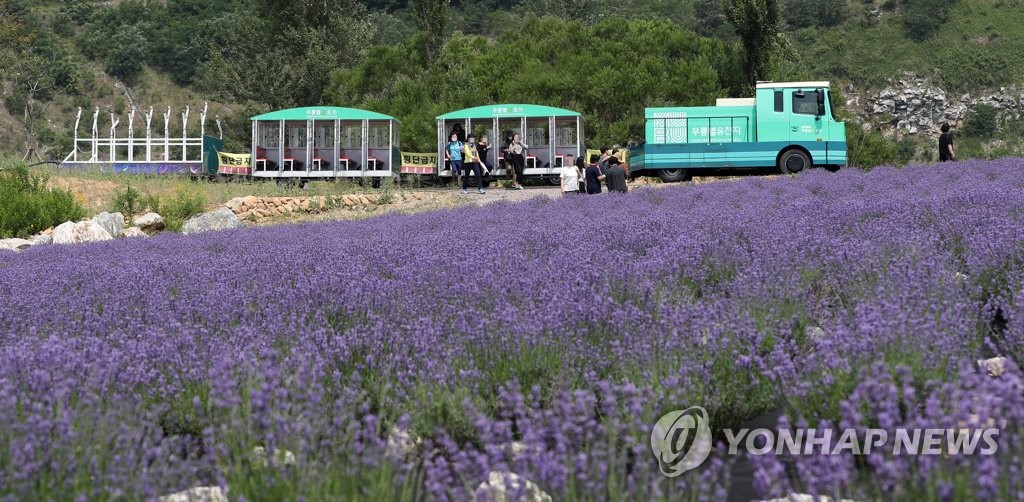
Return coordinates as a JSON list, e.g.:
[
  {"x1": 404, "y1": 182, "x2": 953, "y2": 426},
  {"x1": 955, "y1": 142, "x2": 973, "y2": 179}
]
[
  {"x1": 938, "y1": 123, "x2": 956, "y2": 162},
  {"x1": 575, "y1": 156, "x2": 587, "y2": 193},
  {"x1": 450, "y1": 123, "x2": 466, "y2": 143},
  {"x1": 585, "y1": 154, "x2": 605, "y2": 194},
  {"x1": 476, "y1": 133, "x2": 492, "y2": 174},
  {"x1": 605, "y1": 157, "x2": 628, "y2": 193}
]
